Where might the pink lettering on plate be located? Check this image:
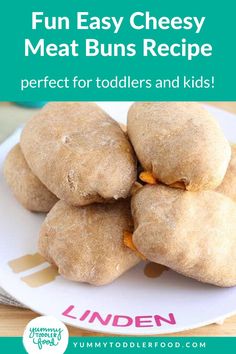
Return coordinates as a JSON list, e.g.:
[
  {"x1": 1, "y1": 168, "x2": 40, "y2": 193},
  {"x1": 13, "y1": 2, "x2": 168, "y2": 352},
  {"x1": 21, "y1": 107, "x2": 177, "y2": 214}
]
[{"x1": 62, "y1": 305, "x2": 176, "y2": 328}]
